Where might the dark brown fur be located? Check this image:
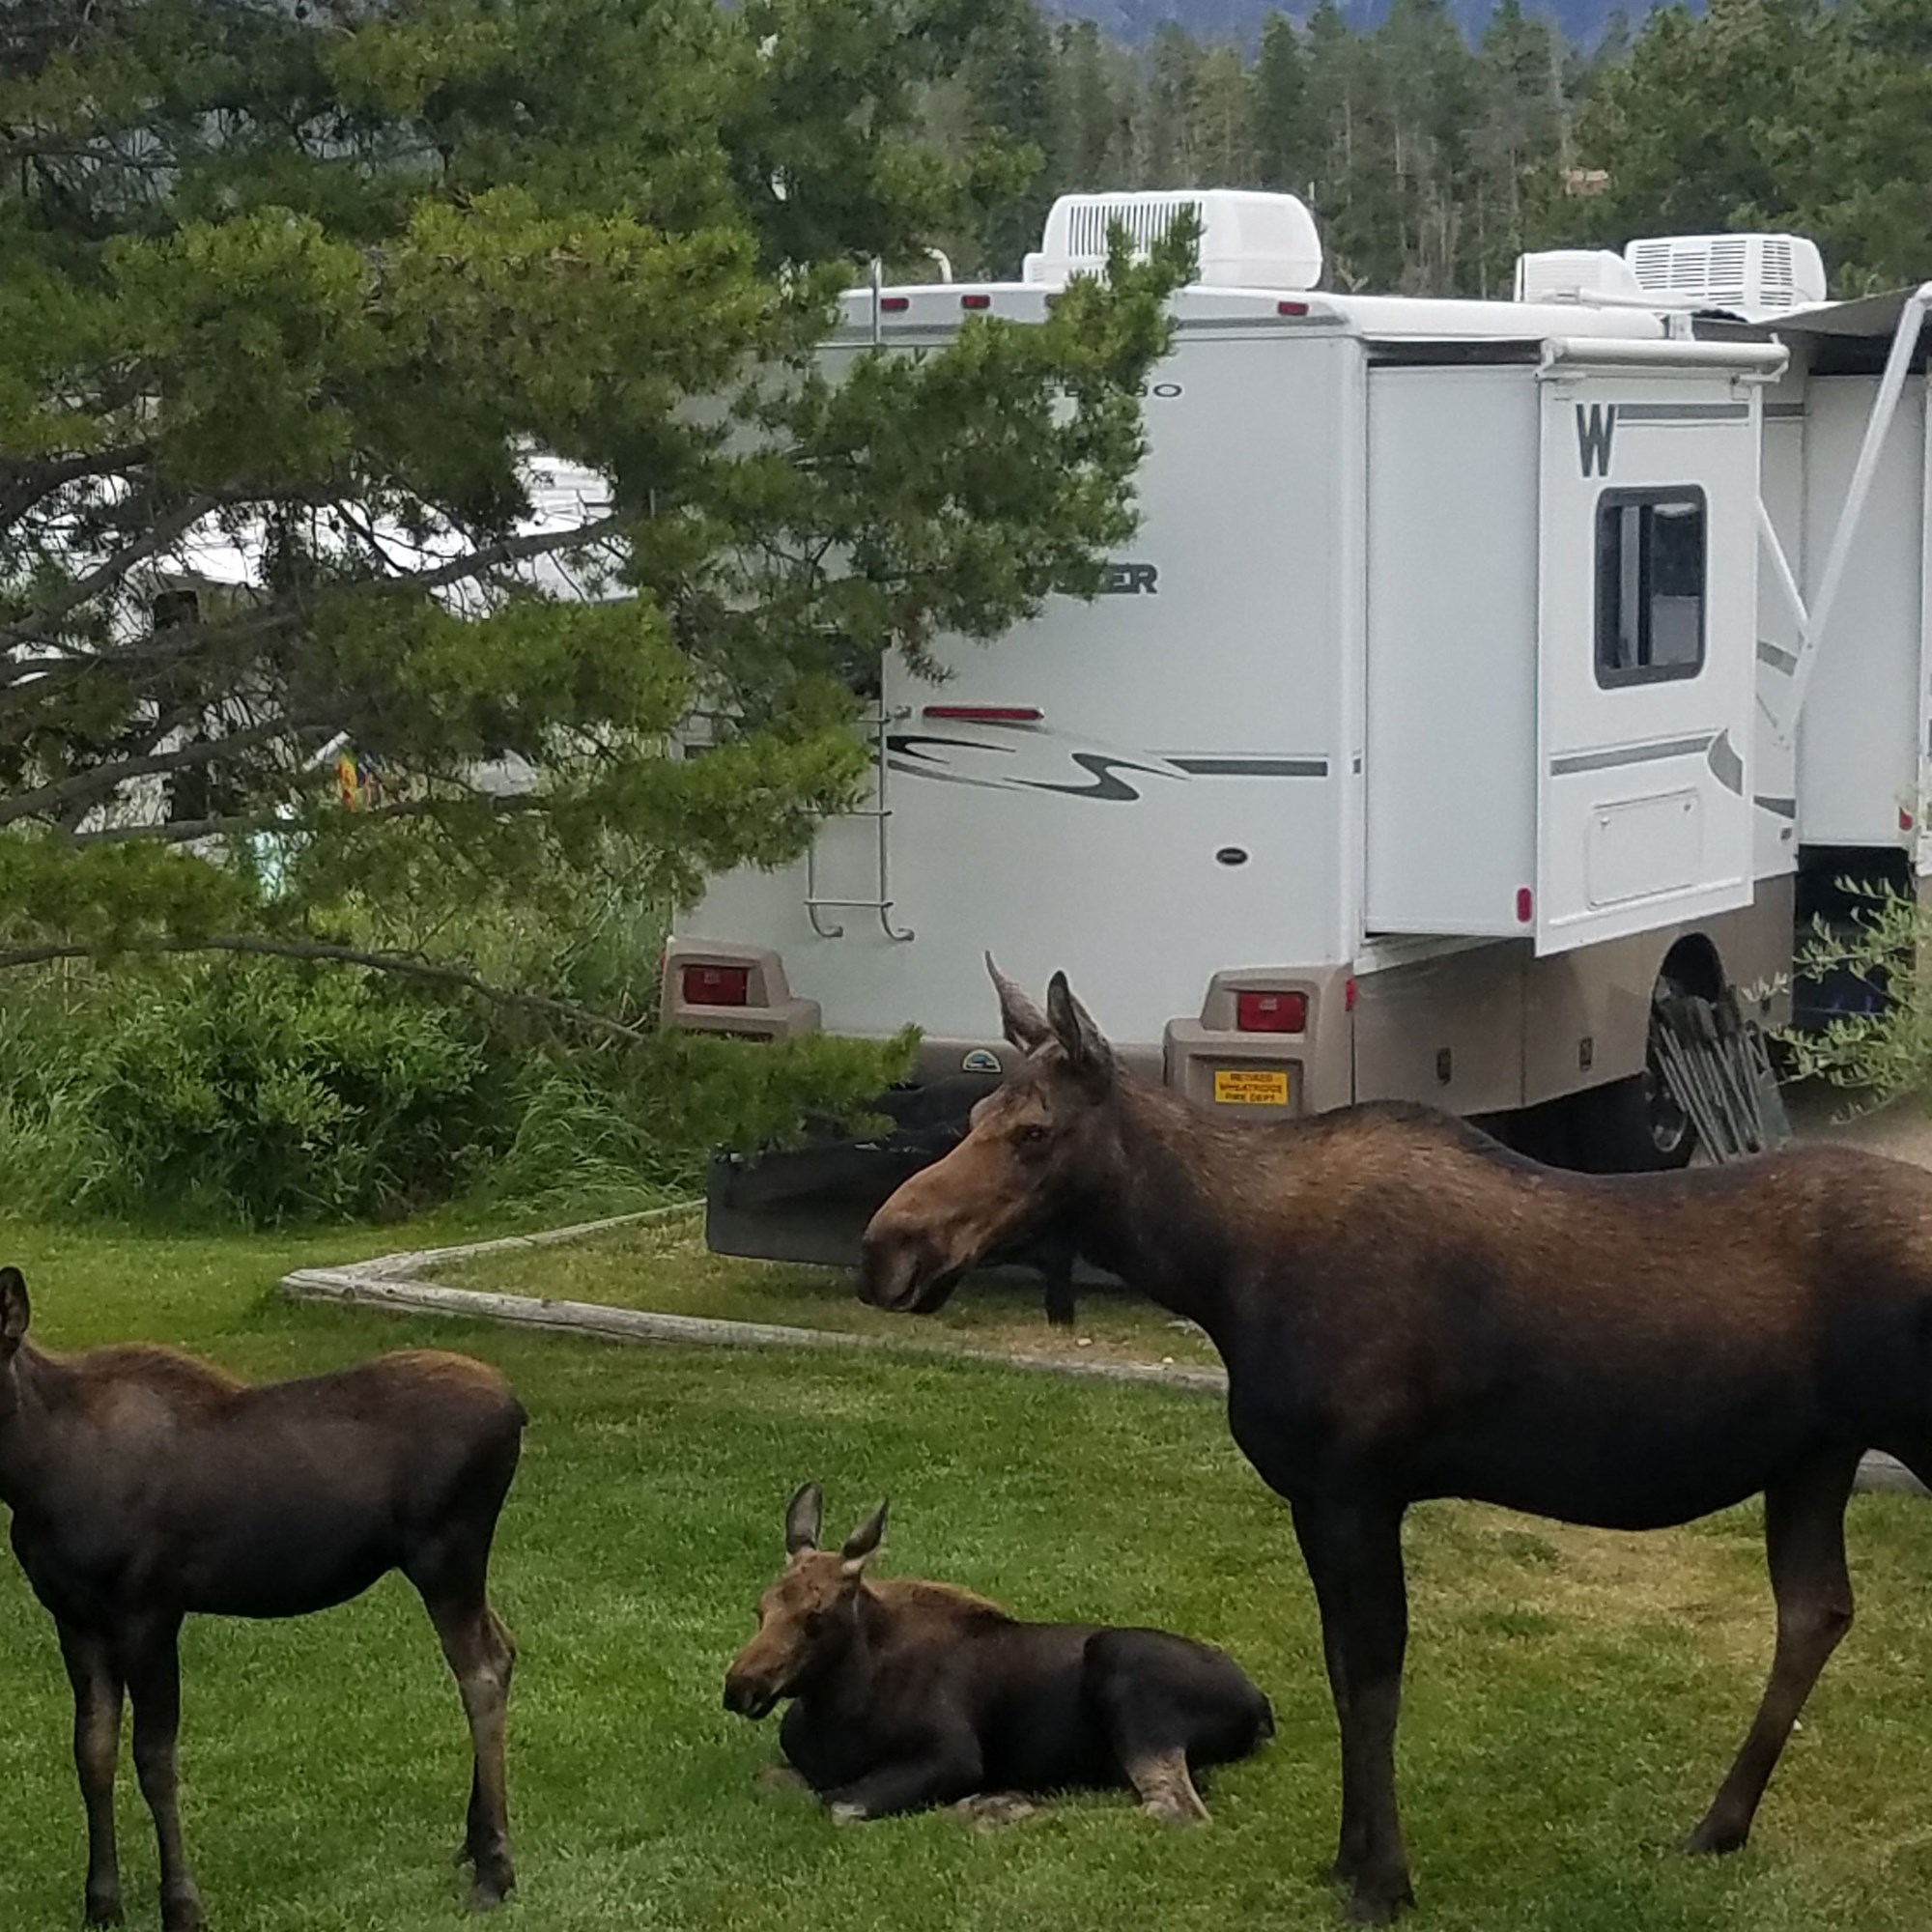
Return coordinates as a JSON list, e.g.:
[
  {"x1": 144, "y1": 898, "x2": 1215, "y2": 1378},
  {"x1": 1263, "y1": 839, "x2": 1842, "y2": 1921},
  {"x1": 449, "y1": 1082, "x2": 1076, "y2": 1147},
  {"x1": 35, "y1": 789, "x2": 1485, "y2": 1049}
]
[
  {"x1": 723, "y1": 1484, "x2": 1272, "y2": 1825},
  {"x1": 0, "y1": 1268, "x2": 526, "y2": 1929},
  {"x1": 858, "y1": 959, "x2": 1932, "y2": 1921}
]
